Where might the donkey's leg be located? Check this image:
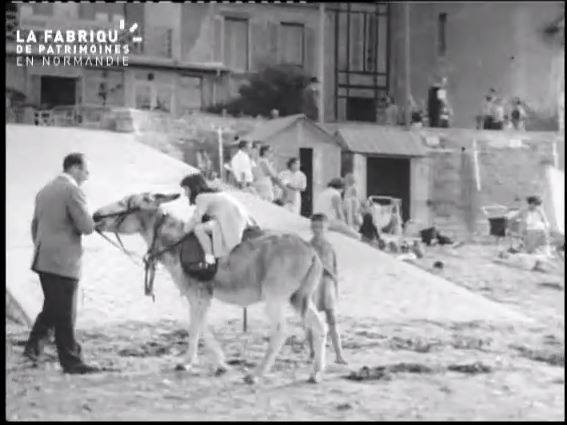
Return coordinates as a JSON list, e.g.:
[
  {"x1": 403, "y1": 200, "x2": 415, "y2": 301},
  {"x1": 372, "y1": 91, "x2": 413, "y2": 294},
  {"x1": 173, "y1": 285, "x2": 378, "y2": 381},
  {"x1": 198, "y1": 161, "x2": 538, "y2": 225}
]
[
  {"x1": 176, "y1": 292, "x2": 210, "y2": 371},
  {"x1": 304, "y1": 301, "x2": 327, "y2": 383},
  {"x1": 202, "y1": 325, "x2": 230, "y2": 376},
  {"x1": 244, "y1": 300, "x2": 287, "y2": 384}
]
